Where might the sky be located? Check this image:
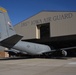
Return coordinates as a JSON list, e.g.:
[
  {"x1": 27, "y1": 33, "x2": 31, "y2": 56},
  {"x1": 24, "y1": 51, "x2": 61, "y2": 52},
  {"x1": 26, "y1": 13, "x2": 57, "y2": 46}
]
[{"x1": 0, "y1": 0, "x2": 76, "y2": 26}]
